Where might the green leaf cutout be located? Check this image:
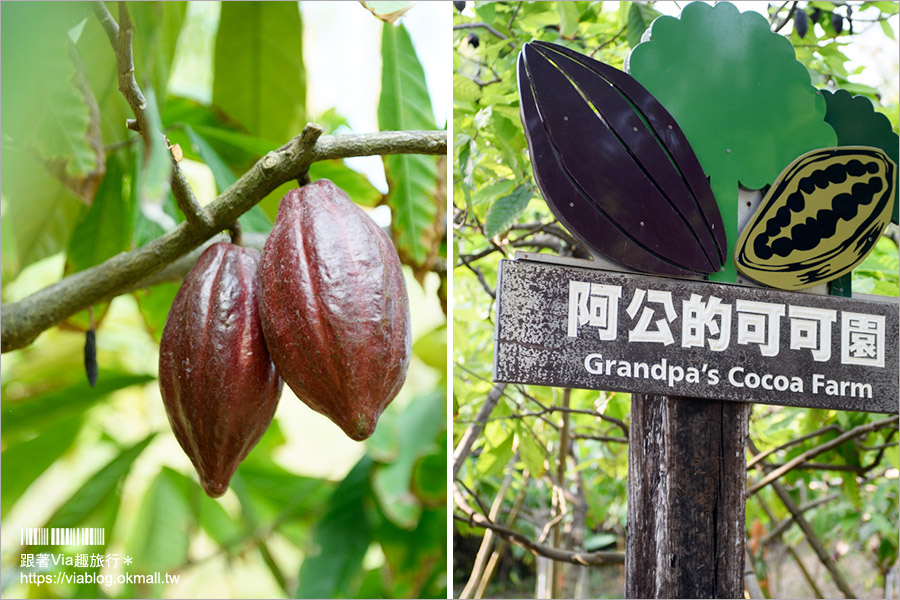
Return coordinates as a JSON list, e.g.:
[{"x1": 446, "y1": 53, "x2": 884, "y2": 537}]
[{"x1": 628, "y1": 2, "x2": 837, "y2": 282}]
